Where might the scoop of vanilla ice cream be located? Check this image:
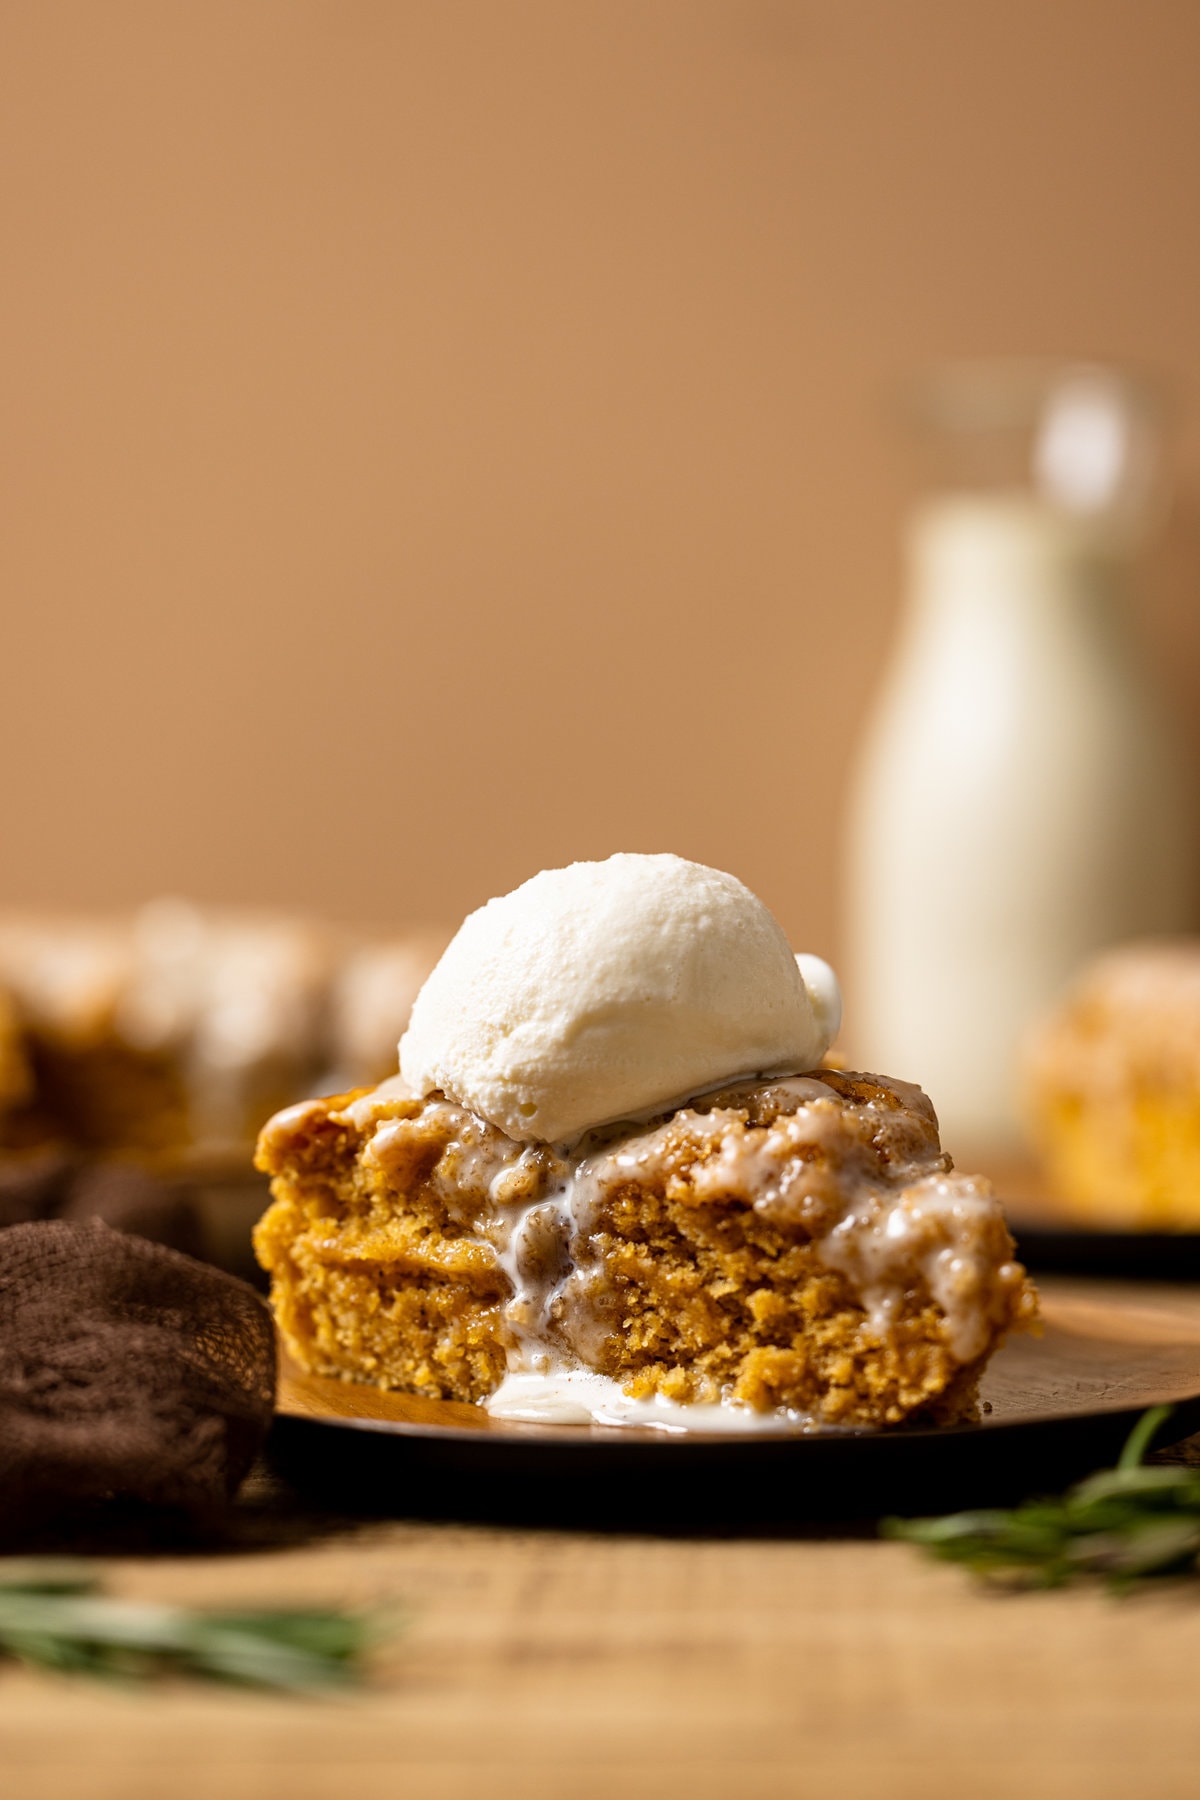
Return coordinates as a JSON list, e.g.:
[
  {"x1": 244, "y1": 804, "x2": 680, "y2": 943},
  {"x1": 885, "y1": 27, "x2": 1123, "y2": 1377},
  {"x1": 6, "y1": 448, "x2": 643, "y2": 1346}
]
[{"x1": 399, "y1": 854, "x2": 841, "y2": 1143}]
